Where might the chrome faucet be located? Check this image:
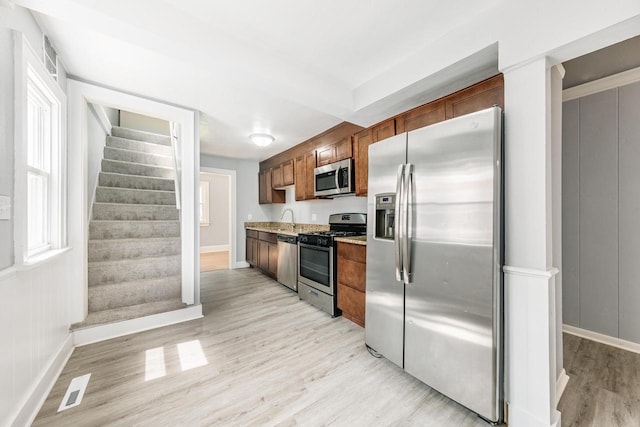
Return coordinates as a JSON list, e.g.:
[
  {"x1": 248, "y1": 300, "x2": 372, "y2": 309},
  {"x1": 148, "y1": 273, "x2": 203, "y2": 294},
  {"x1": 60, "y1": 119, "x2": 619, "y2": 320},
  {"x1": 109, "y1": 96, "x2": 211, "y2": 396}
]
[{"x1": 280, "y1": 208, "x2": 295, "y2": 230}]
